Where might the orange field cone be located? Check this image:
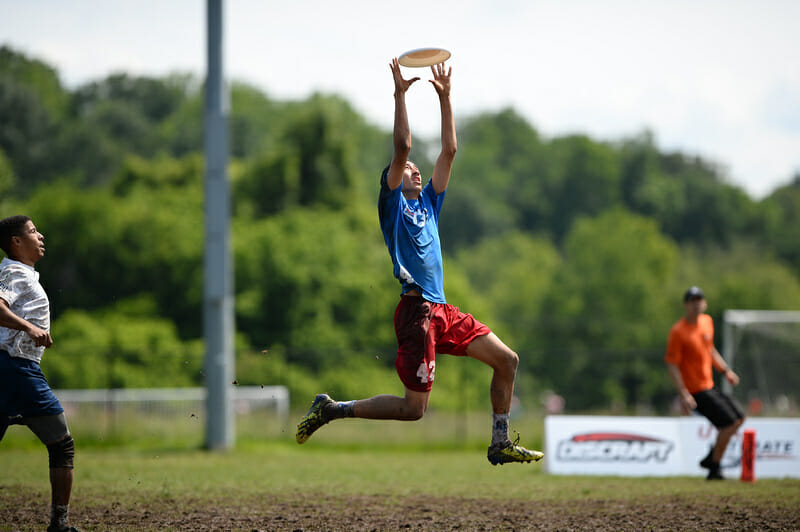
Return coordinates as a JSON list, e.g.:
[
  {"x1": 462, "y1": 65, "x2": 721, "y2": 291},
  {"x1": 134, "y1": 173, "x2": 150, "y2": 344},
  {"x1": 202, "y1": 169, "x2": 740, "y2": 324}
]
[{"x1": 741, "y1": 428, "x2": 756, "y2": 482}]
